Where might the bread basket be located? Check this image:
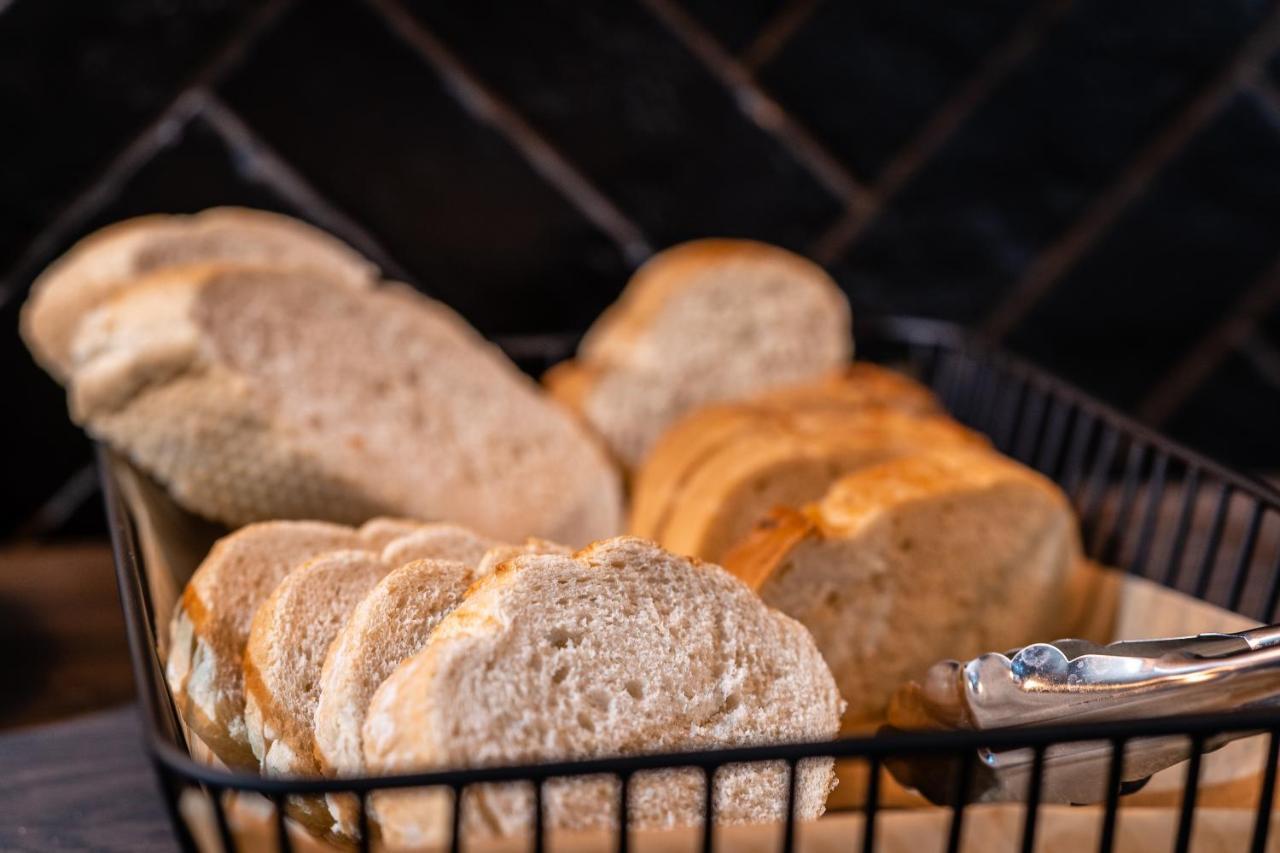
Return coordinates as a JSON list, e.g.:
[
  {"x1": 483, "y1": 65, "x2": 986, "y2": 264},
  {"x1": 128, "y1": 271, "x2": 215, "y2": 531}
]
[{"x1": 104, "y1": 316, "x2": 1280, "y2": 852}]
